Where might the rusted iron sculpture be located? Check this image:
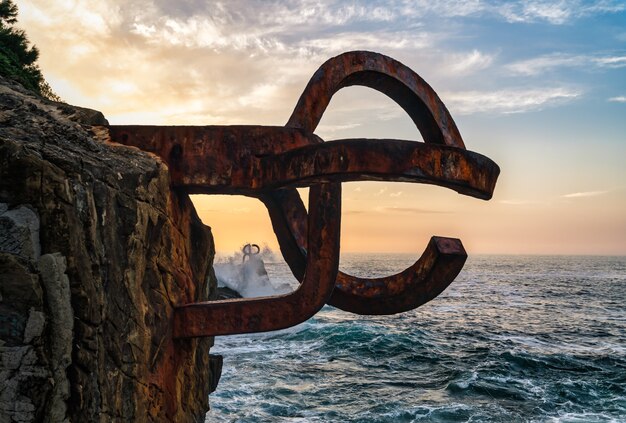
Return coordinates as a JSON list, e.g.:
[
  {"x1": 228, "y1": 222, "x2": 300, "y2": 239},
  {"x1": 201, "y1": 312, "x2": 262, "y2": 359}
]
[
  {"x1": 242, "y1": 243, "x2": 261, "y2": 263},
  {"x1": 103, "y1": 51, "x2": 500, "y2": 338}
]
